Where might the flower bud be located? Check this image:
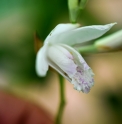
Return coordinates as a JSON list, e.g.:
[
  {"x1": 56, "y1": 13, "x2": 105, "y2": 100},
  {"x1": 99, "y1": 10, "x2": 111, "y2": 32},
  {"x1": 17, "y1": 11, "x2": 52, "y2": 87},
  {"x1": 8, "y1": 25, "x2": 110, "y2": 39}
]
[{"x1": 95, "y1": 29, "x2": 122, "y2": 51}]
